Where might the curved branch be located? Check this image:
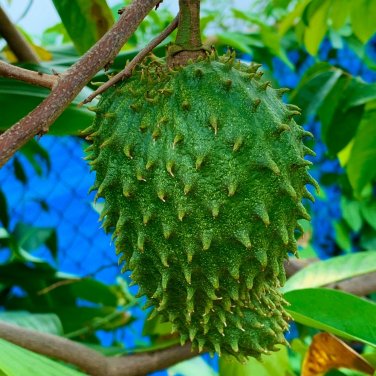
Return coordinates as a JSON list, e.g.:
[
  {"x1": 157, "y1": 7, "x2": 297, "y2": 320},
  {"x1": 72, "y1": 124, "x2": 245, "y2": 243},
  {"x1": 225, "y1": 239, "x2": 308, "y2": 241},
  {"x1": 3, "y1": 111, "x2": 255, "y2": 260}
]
[
  {"x1": 0, "y1": 61, "x2": 57, "y2": 89},
  {"x1": 1, "y1": 260, "x2": 375, "y2": 375},
  {"x1": 82, "y1": 14, "x2": 179, "y2": 105},
  {"x1": 0, "y1": 0, "x2": 162, "y2": 168},
  {"x1": 0, "y1": 5, "x2": 39, "y2": 63},
  {"x1": 0, "y1": 320, "x2": 197, "y2": 376}
]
